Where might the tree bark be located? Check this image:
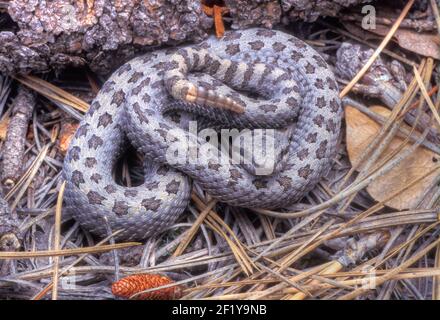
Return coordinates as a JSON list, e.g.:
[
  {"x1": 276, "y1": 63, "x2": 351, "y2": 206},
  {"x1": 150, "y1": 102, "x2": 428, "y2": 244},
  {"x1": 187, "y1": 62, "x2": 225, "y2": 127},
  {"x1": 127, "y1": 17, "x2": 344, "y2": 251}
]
[{"x1": 0, "y1": 0, "x2": 372, "y2": 75}]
